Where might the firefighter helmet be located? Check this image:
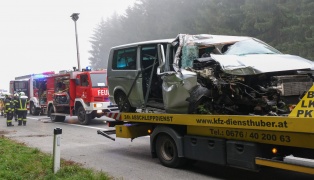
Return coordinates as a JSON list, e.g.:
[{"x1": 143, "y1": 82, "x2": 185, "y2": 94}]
[
  {"x1": 3, "y1": 92, "x2": 11, "y2": 97},
  {"x1": 3, "y1": 92, "x2": 11, "y2": 99}
]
